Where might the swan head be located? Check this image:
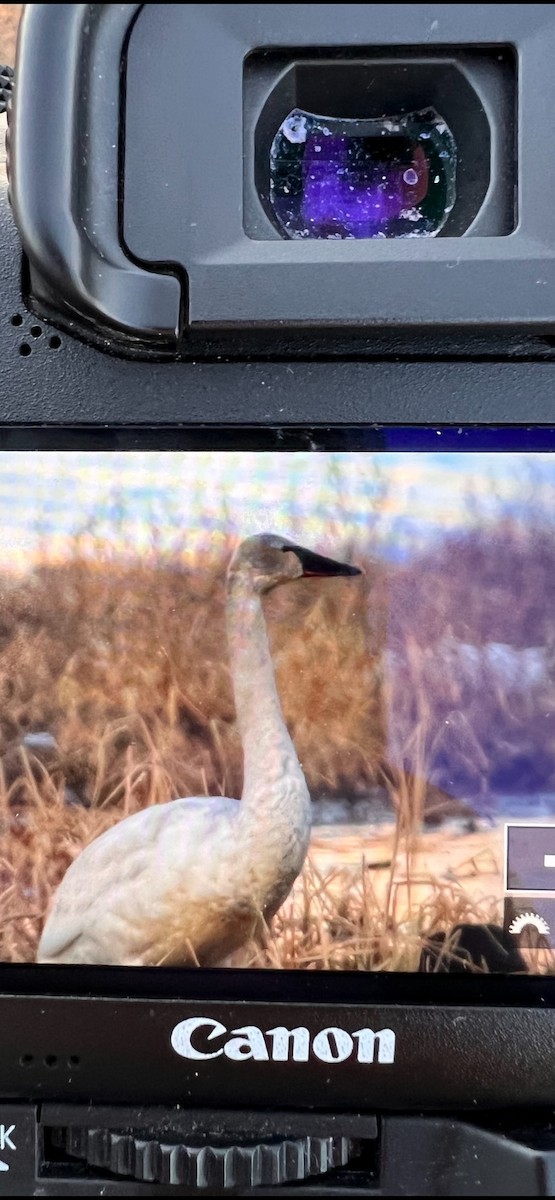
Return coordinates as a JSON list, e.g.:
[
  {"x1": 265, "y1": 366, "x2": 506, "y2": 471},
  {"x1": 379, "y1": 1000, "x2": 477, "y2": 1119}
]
[{"x1": 228, "y1": 533, "x2": 362, "y2": 594}]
